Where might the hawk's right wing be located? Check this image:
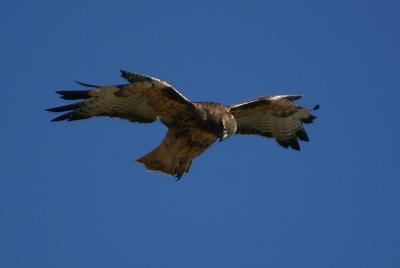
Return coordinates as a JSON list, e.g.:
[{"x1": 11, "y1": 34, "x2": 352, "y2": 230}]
[{"x1": 229, "y1": 95, "x2": 319, "y2": 150}]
